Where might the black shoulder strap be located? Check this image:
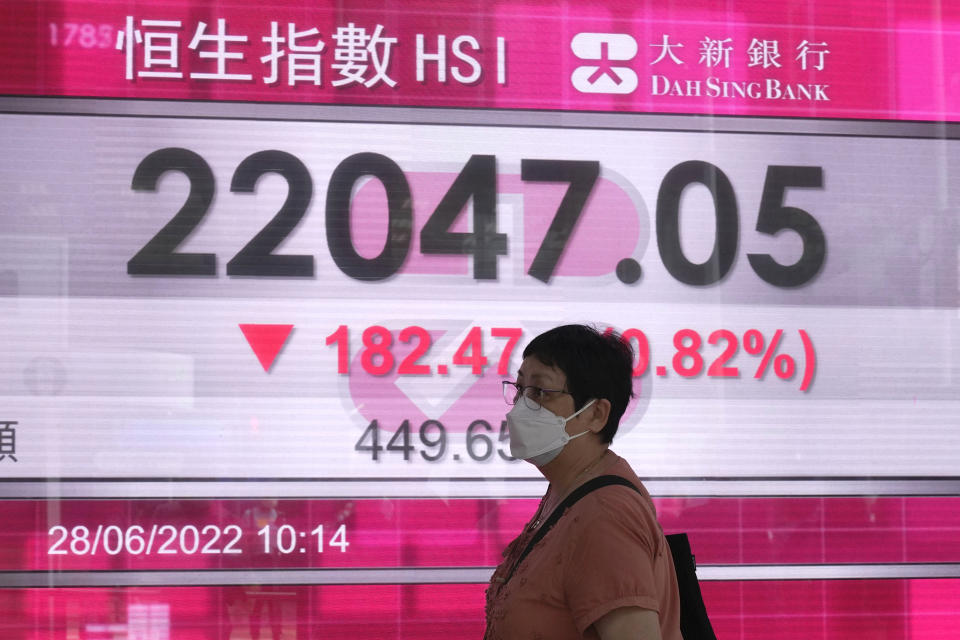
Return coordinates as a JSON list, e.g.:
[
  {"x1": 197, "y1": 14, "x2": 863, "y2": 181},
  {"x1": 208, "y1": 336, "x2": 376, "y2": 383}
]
[{"x1": 504, "y1": 474, "x2": 639, "y2": 585}]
